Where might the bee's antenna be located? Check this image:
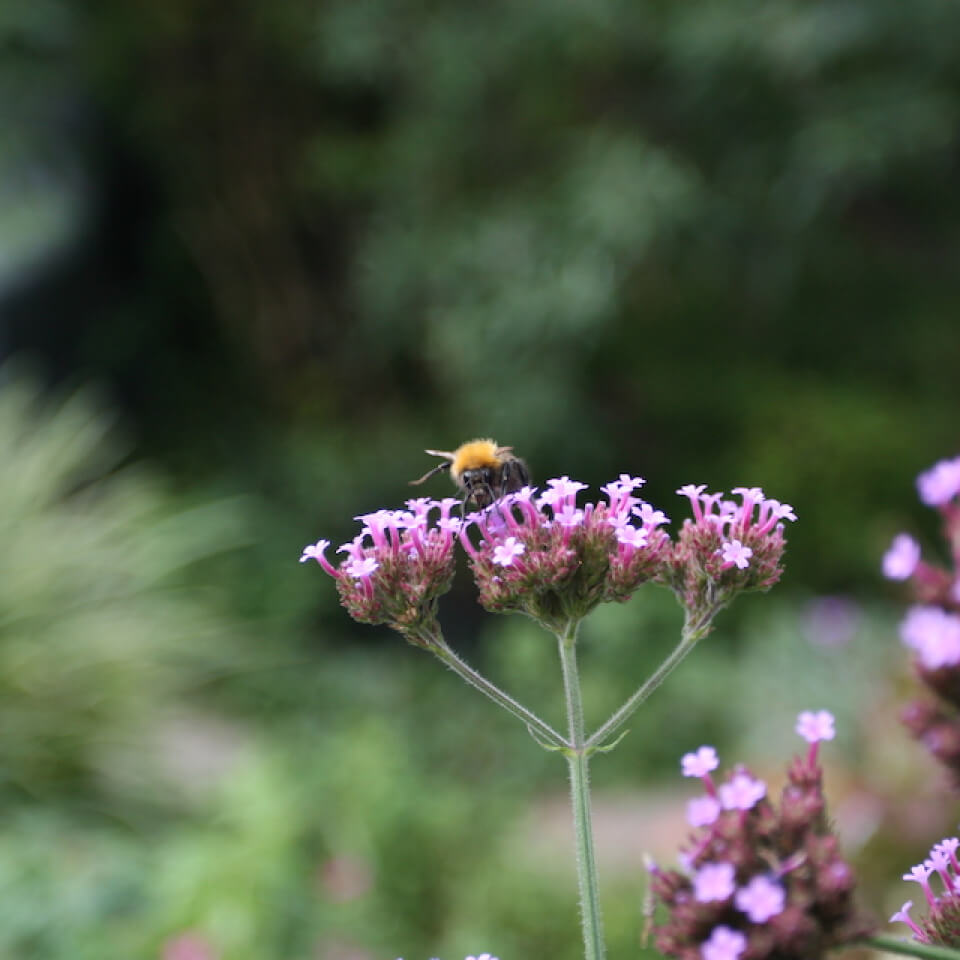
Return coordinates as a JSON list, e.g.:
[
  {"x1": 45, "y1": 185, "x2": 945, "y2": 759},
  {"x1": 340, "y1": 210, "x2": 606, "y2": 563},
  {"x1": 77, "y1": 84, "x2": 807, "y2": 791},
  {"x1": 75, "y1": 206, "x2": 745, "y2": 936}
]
[{"x1": 410, "y1": 461, "x2": 451, "y2": 486}]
